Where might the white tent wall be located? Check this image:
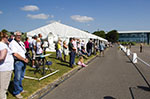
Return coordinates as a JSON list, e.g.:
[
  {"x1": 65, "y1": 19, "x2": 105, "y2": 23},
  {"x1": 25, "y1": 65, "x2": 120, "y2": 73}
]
[{"x1": 27, "y1": 22, "x2": 107, "y2": 52}]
